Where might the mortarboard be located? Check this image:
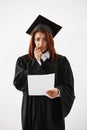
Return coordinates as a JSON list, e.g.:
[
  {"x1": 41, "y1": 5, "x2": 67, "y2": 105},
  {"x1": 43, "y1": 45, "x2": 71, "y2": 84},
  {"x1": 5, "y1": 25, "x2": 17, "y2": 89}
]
[{"x1": 26, "y1": 15, "x2": 62, "y2": 38}]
